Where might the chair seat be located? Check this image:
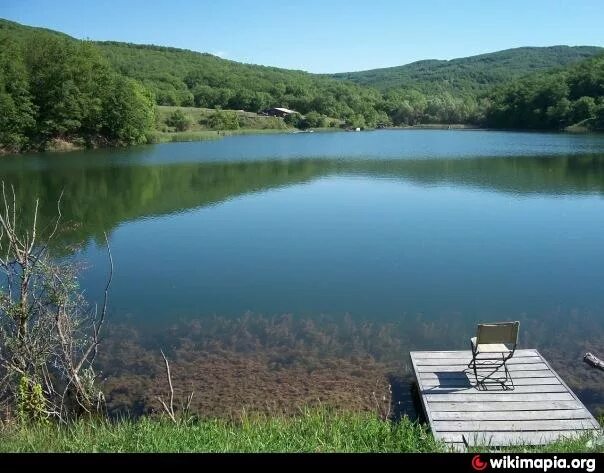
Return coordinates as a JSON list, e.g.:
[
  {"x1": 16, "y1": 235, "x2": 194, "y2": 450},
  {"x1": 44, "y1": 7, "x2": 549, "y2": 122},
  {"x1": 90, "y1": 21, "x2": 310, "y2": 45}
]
[{"x1": 471, "y1": 337, "x2": 514, "y2": 353}]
